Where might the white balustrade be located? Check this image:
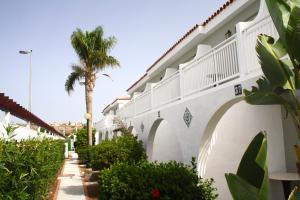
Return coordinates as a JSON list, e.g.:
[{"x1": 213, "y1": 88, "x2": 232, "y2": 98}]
[
  {"x1": 134, "y1": 90, "x2": 151, "y2": 115},
  {"x1": 182, "y1": 36, "x2": 239, "y2": 96},
  {"x1": 116, "y1": 14, "x2": 279, "y2": 120},
  {"x1": 241, "y1": 16, "x2": 278, "y2": 74},
  {"x1": 117, "y1": 100, "x2": 134, "y2": 118},
  {"x1": 153, "y1": 71, "x2": 180, "y2": 107}
]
